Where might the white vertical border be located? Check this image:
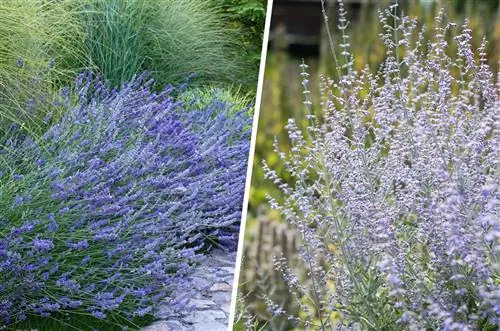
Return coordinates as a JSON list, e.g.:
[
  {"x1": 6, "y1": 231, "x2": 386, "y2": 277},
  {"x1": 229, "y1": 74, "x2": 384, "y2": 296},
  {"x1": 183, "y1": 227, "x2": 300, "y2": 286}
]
[{"x1": 227, "y1": 0, "x2": 274, "y2": 329}]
